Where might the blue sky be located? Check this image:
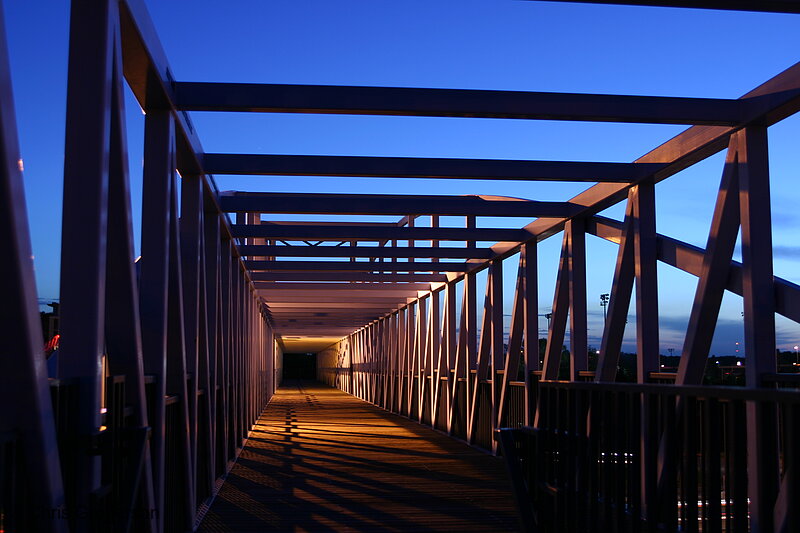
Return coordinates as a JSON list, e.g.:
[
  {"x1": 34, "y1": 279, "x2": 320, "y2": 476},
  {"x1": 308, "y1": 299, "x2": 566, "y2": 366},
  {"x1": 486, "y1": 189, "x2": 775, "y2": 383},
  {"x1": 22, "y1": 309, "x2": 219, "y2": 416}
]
[{"x1": 5, "y1": 1, "x2": 800, "y2": 355}]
